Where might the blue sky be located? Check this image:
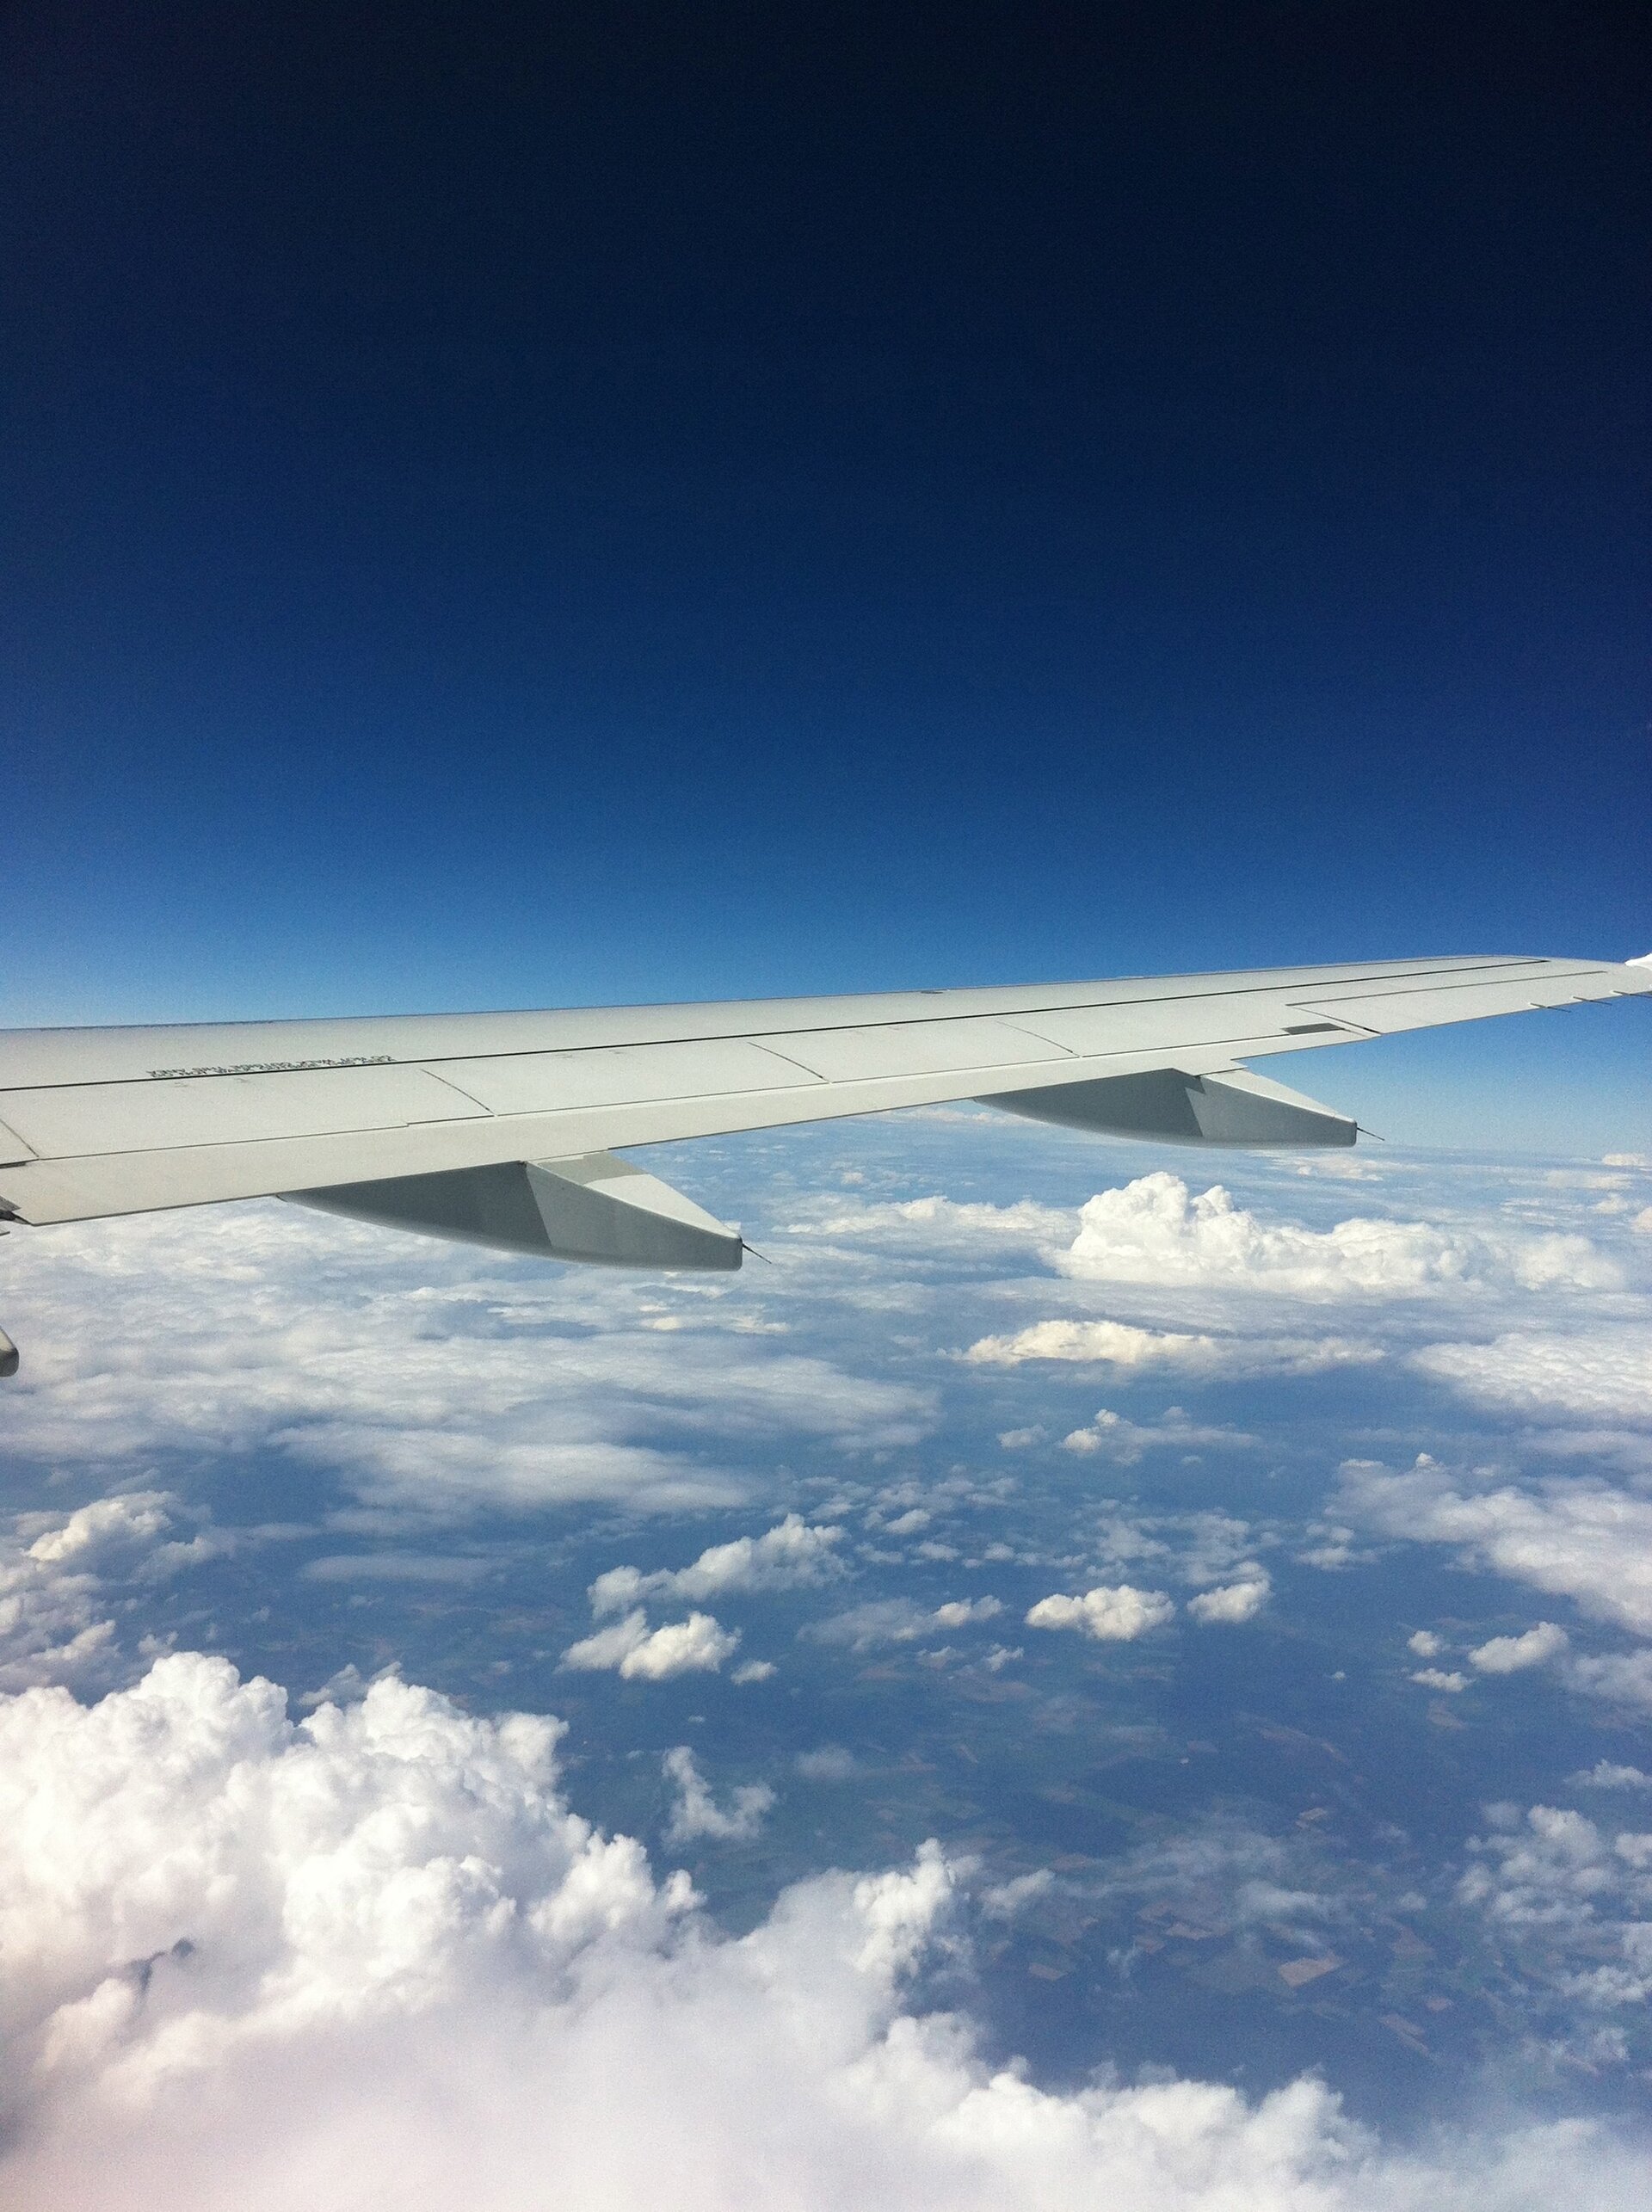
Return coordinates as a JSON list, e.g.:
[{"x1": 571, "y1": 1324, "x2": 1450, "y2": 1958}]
[{"x1": 3, "y1": 0, "x2": 1648, "y2": 1154}]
